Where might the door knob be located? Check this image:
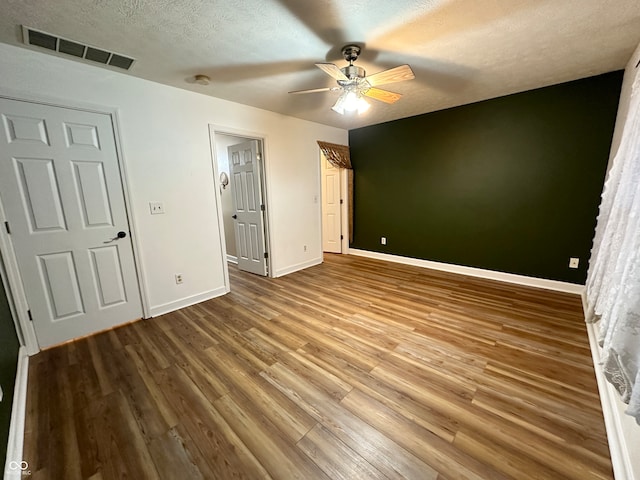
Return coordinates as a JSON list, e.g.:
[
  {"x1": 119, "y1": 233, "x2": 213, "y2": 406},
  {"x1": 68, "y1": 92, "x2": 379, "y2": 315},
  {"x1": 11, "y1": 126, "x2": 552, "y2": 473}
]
[
  {"x1": 232, "y1": 214, "x2": 237, "y2": 219},
  {"x1": 104, "y1": 231, "x2": 127, "y2": 243}
]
